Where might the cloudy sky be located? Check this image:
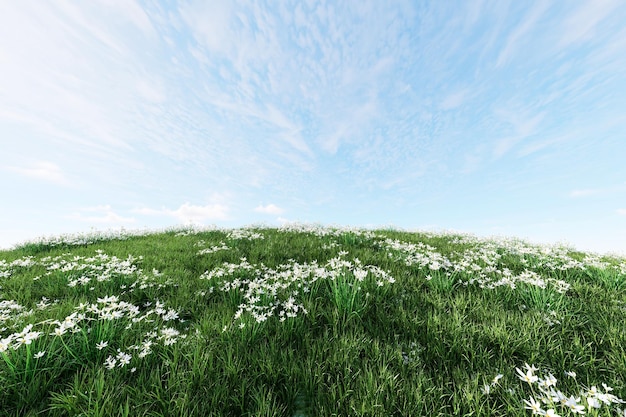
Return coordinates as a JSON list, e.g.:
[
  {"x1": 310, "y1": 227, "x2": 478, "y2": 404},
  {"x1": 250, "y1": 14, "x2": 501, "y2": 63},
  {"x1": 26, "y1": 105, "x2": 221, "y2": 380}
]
[{"x1": 1, "y1": 1, "x2": 625, "y2": 255}]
